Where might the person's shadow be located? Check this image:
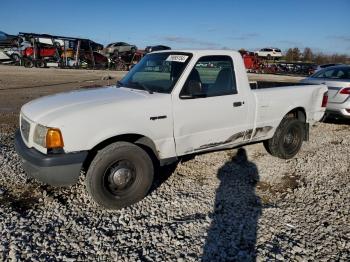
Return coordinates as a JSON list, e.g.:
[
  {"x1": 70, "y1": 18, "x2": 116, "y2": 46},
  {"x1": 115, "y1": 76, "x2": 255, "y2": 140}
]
[{"x1": 202, "y1": 148, "x2": 261, "y2": 261}]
